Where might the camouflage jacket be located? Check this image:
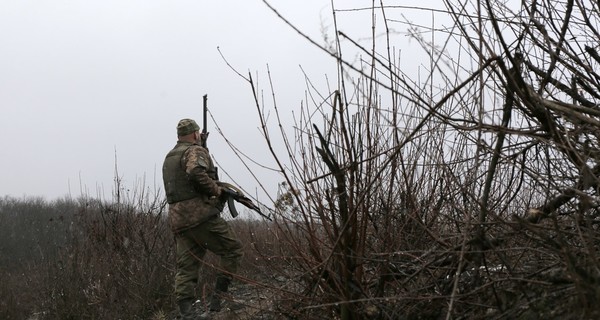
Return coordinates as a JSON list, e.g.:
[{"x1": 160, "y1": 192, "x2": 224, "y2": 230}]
[{"x1": 162, "y1": 141, "x2": 223, "y2": 233}]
